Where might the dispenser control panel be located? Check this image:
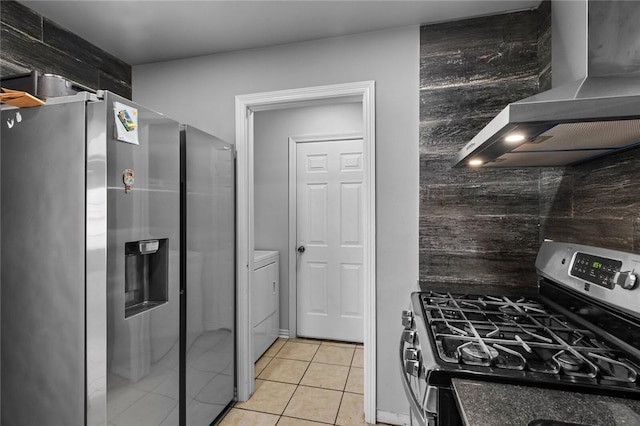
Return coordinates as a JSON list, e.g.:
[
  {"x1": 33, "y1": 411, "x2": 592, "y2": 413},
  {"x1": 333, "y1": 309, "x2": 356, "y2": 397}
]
[{"x1": 138, "y1": 239, "x2": 159, "y2": 254}]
